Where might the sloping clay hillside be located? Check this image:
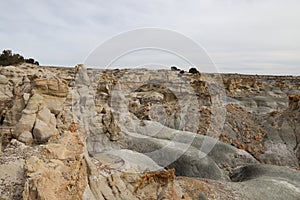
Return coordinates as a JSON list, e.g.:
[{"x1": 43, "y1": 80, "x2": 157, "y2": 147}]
[{"x1": 0, "y1": 64, "x2": 299, "y2": 200}]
